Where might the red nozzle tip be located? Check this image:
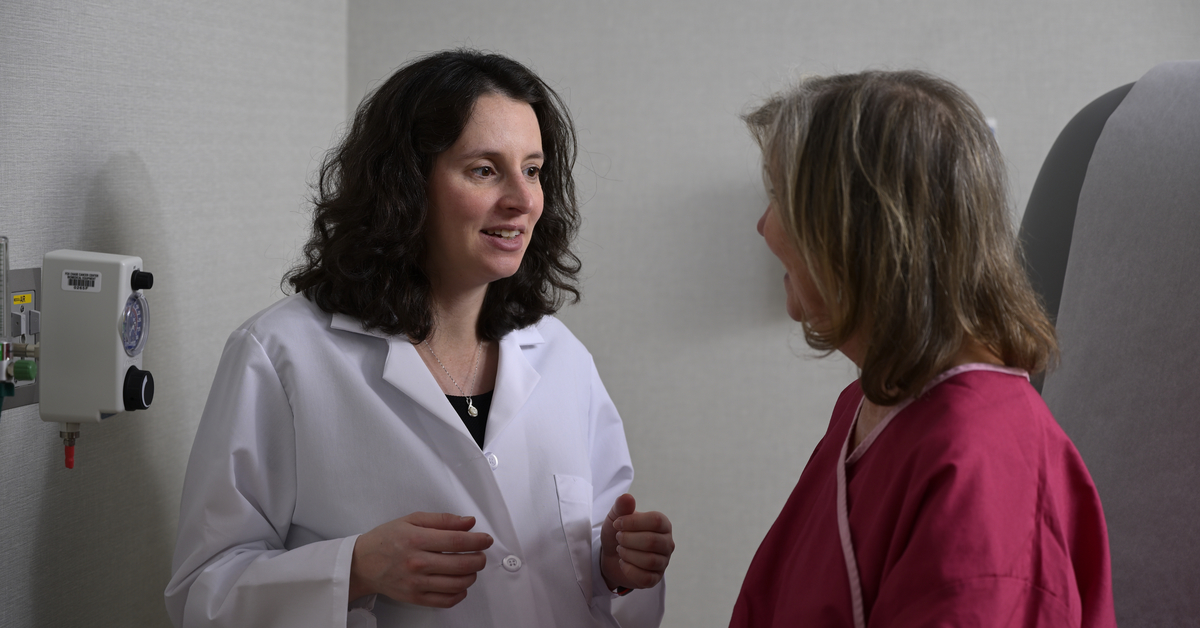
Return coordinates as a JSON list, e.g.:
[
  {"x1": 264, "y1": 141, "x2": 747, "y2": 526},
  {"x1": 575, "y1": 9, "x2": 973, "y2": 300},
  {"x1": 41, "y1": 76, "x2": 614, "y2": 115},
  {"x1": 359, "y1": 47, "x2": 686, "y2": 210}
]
[{"x1": 65, "y1": 445, "x2": 75, "y2": 469}]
